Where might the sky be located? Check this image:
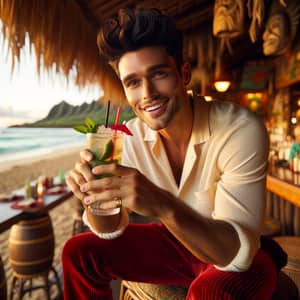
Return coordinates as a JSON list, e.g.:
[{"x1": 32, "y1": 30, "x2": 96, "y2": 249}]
[{"x1": 0, "y1": 31, "x2": 102, "y2": 128}]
